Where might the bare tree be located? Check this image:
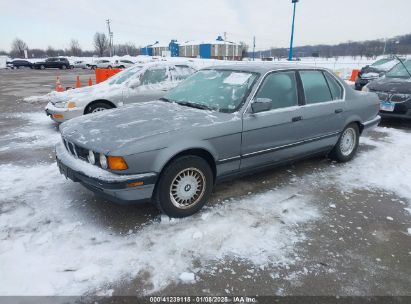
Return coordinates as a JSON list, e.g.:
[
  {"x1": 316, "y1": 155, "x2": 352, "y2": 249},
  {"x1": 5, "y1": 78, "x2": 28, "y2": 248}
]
[
  {"x1": 239, "y1": 41, "x2": 249, "y2": 59},
  {"x1": 10, "y1": 38, "x2": 28, "y2": 58},
  {"x1": 46, "y1": 46, "x2": 57, "y2": 57},
  {"x1": 93, "y1": 32, "x2": 108, "y2": 57},
  {"x1": 69, "y1": 39, "x2": 82, "y2": 56}
]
